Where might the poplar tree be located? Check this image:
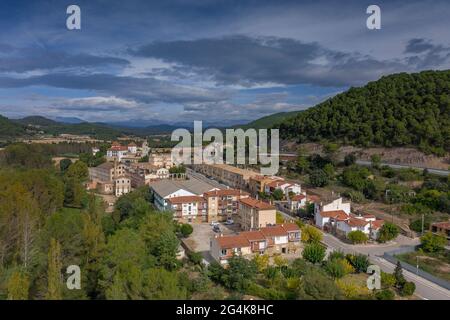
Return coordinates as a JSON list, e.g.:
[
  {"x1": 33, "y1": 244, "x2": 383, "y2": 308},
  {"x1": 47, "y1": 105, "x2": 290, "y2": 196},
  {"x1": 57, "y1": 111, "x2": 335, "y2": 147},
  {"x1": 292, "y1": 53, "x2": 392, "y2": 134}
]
[{"x1": 46, "y1": 238, "x2": 63, "y2": 300}]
